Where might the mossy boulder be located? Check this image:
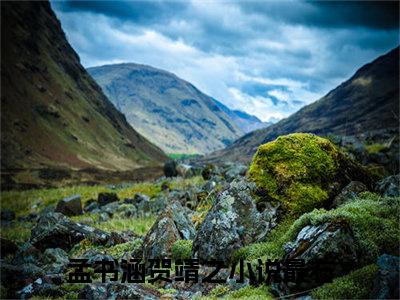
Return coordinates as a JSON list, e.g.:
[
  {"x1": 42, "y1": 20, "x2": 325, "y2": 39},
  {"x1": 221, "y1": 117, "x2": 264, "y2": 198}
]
[{"x1": 248, "y1": 133, "x2": 372, "y2": 216}]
